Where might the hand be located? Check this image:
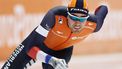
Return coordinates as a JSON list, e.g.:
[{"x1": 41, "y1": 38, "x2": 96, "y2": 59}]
[
  {"x1": 55, "y1": 59, "x2": 68, "y2": 69},
  {"x1": 48, "y1": 57, "x2": 68, "y2": 69}
]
